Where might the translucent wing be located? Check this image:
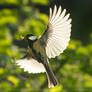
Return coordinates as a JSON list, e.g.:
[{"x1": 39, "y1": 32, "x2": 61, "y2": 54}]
[
  {"x1": 16, "y1": 57, "x2": 45, "y2": 73},
  {"x1": 39, "y1": 5, "x2": 72, "y2": 58}
]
